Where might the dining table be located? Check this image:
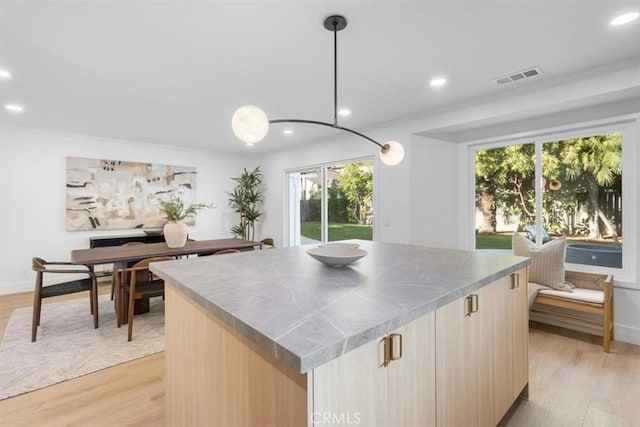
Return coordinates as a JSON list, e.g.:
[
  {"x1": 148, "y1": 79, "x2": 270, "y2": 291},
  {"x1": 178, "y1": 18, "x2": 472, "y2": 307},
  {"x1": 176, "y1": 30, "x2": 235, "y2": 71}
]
[{"x1": 70, "y1": 238, "x2": 263, "y2": 326}]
